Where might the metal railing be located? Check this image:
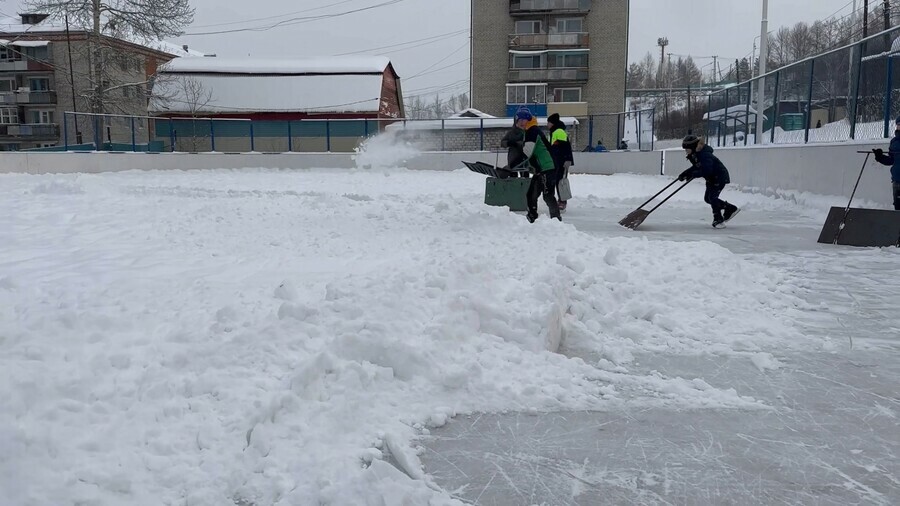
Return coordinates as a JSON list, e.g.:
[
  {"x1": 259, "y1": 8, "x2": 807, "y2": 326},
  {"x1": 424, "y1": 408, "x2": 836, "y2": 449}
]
[
  {"x1": 510, "y1": 0, "x2": 591, "y2": 13},
  {"x1": 42, "y1": 110, "x2": 654, "y2": 154},
  {"x1": 508, "y1": 33, "x2": 590, "y2": 48},
  {"x1": 704, "y1": 24, "x2": 900, "y2": 147}
]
